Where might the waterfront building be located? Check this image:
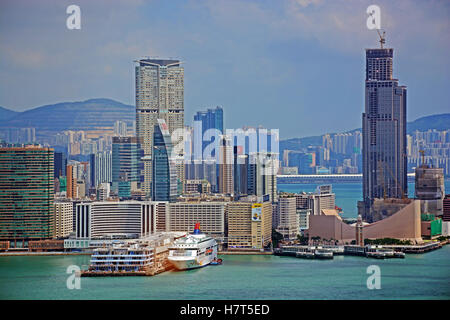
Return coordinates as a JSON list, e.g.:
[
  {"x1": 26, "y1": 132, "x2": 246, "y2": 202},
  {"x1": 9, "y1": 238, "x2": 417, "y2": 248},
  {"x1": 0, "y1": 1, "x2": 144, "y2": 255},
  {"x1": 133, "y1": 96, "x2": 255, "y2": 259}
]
[
  {"x1": 362, "y1": 39, "x2": 408, "y2": 222},
  {"x1": 227, "y1": 200, "x2": 272, "y2": 250},
  {"x1": 415, "y1": 165, "x2": 445, "y2": 216},
  {"x1": 167, "y1": 202, "x2": 227, "y2": 240},
  {"x1": 152, "y1": 119, "x2": 178, "y2": 202},
  {"x1": 297, "y1": 209, "x2": 311, "y2": 233},
  {"x1": 307, "y1": 199, "x2": 422, "y2": 244},
  {"x1": 444, "y1": 195, "x2": 450, "y2": 222},
  {"x1": 276, "y1": 196, "x2": 298, "y2": 240},
  {"x1": 112, "y1": 136, "x2": 143, "y2": 198},
  {"x1": 75, "y1": 201, "x2": 167, "y2": 239},
  {"x1": 294, "y1": 185, "x2": 335, "y2": 216},
  {"x1": 54, "y1": 200, "x2": 73, "y2": 238},
  {"x1": 0, "y1": 146, "x2": 54, "y2": 246},
  {"x1": 135, "y1": 59, "x2": 184, "y2": 196}
]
